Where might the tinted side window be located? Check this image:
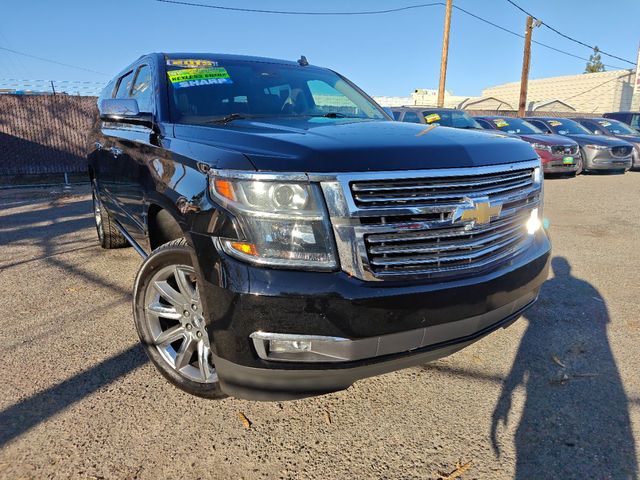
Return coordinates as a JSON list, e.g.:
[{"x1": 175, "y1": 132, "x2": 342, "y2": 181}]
[
  {"x1": 578, "y1": 121, "x2": 597, "y2": 133},
  {"x1": 392, "y1": 111, "x2": 402, "y2": 120},
  {"x1": 402, "y1": 111, "x2": 421, "y2": 123},
  {"x1": 476, "y1": 119, "x2": 493, "y2": 129},
  {"x1": 131, "y1": 65, "x2": 154, "y2": 113},
  {"x1": 528, "y1": 120, "x2": 549, "y2": 132},
  {"x1": 630, "y1": 115, "x2": 640, "y2": 129},
  {"x1": 115, "y1": 71, "x2": 134, "y2": 99},
  {"x1": 589, "y1": 121, "x2": 607, "y2": 134}
]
